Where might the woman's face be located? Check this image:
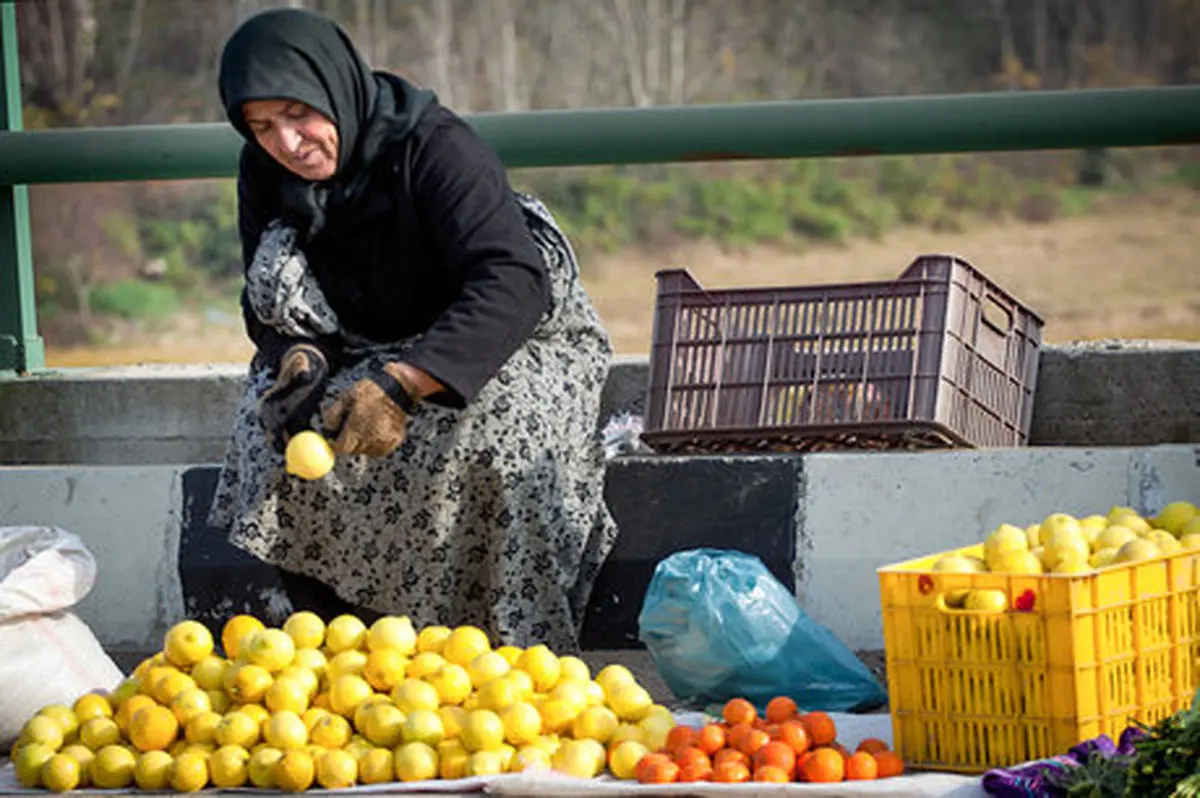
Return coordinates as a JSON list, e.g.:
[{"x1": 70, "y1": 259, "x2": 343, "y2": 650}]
[{"x1": 242, "y1": 99, "x2": 340, "y2": 181}]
